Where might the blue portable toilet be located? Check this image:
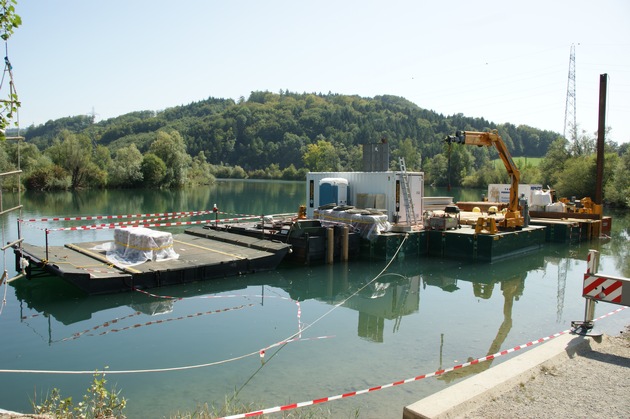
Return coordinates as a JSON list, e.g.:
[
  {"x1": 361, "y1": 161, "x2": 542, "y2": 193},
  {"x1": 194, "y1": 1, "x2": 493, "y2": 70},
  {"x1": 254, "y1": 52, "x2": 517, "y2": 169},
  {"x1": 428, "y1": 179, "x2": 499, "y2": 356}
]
[{"x1": 319, "y1": 178, "x2": 348, "y2": 207}]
